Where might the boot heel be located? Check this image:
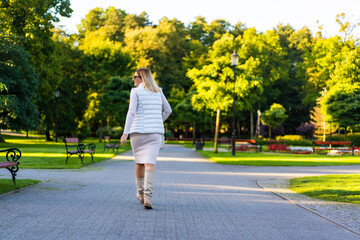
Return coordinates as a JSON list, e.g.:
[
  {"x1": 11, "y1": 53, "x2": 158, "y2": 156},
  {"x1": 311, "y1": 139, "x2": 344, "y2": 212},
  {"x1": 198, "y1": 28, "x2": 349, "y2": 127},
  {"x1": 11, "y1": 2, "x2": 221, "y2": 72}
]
[{"x1": 144, "y1": 195, "x2": 152, "y2": 209}]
